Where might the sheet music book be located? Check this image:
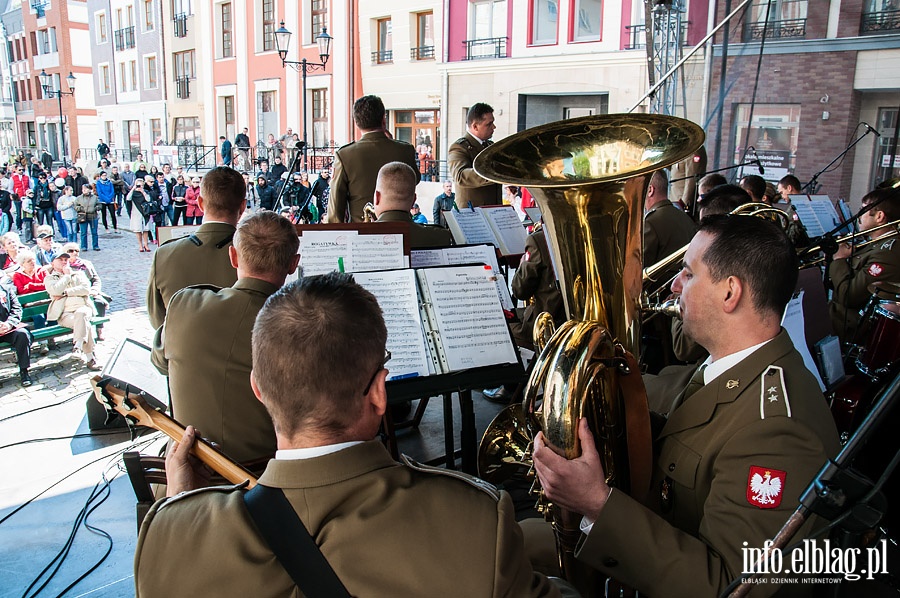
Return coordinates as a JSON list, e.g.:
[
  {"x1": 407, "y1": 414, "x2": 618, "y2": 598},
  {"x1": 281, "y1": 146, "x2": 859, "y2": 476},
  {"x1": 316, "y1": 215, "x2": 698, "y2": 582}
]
[
  {"x1": 524, "y1": 207, "x2": 543, "y2": 223},
  {"x1": 409, "y1": 244, "x2": 514, "y2": 310},
  {"x1": 353, "y1": 265, "x2": 520, "y2": 380},
  {"x1": 781, "y1": 291, "x2": 826, "y2": 391},
  {"x1": 787, "y1": 195, "x2": 841, "y2": 239},
  {"x1": 299, "y1": 229, "x2": 405, "y2": 276},
  {"x1": 157, "y1": 224, "x2": 202, "y2": 244},
  {"x1": 442, "y1": 205, "x2": 528, "y2": 255}
]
